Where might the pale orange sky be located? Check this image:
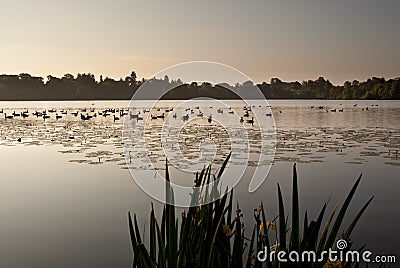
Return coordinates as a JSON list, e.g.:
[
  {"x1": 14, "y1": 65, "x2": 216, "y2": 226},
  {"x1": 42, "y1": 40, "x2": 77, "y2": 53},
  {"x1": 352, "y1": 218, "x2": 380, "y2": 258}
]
[{"x1": 0, "y1": 0, "x2": 399, "y2": 85}]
